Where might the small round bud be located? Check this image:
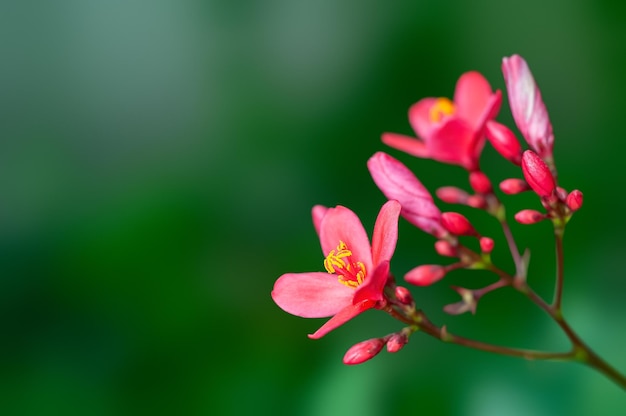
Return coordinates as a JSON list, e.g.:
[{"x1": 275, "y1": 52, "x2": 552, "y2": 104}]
[
  {"x1": 394, "y1": 286, "x2": 413, "y2": 305},
  {"x1": 566, "y1": 190, "x2": 583, "y2": 211},
  {"x1": 514, "y1": 209, "x2": 546, "y2": 224},
  {"x1": 386, "y1": 333, "x2": 408, "y2": 353},
  {"x1": 521, "y1": 150, "x2": 556, "y2": 198},
  {"x1": 405, "y1": 265, "x2": 446, "y2": 286},
  {"x1": 441, "y1": 212, "x2": 476, "y2": 236},
  {"x1": 343, "y1": 338, "x2": 385, "y2": 365},
  {"x1": 485, "y1": 120, "x2": 523, "y2": 164},
  {"x1": 469, "y1": 171, "x2": 493, "y2": 194},
  {"x1": 479, "y1": 237, "x2": 494, "y2": 253},
  {"x1": 499, "y1": 178, "x2": 529, "y2": 195},
  {"x1": 435, "y1": 240, "x2": 458, "y2": 257},
  {"x1": 466, "y1": 194, "x2": 487, "y2": 209},
  {"x1": 436, "y1": 186, "x2": 469, "y2": 204}
]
